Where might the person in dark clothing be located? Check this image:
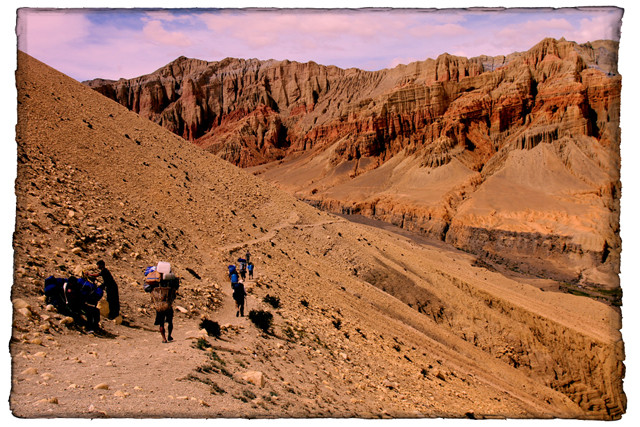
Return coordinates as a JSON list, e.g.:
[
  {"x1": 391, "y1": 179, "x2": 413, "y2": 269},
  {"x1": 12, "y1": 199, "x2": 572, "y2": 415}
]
[
  {"x1": 239, "y1": 263, "x2": 247, "y2": 282},
  {"x1": 247, "y1": 262, "x2": 254, "y2": 279},
  {"x1": 90, "y1": 260, "x2": 120, "y2": 319},
  {"x1": 232, "y1": 281, "x2": 246, "y2": 317},
  {"x1": 44, "y1": 276, "x2": 68, "y2": 312},
  {"x1": 154, "y1": 302, "x2": 174, "y2": 343},
  {"x1": 145, "y1": 269, "x2": 179, "y2": 343},
  {"x1": 65, "y1": 276, "x2": 101, "y2": 334}
]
